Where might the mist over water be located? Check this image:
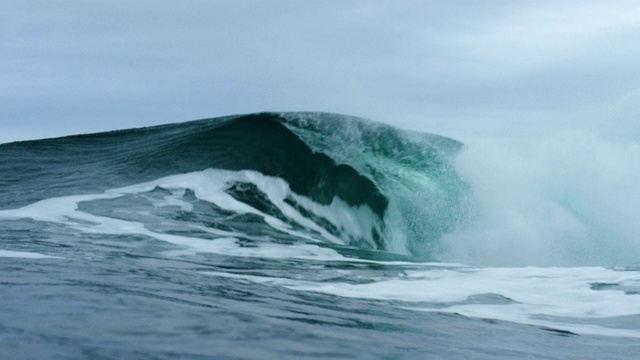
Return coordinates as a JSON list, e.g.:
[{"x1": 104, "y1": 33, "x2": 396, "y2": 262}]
[{"x1": 442, "y1": 130, "x2": 640, "y2": 267}]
